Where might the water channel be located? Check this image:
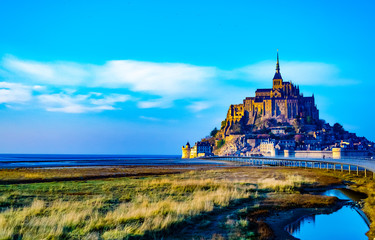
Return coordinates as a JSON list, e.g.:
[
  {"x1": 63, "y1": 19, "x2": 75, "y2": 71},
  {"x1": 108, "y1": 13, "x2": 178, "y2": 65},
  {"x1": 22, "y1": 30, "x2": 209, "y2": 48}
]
[{"x1": 285, "y1": 188, "x2": 369, "y2": 240}]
